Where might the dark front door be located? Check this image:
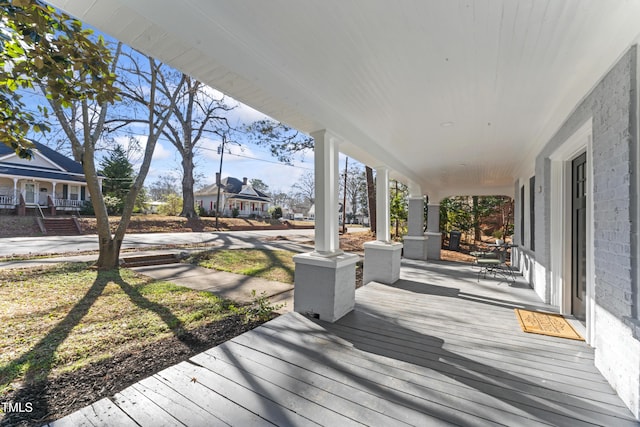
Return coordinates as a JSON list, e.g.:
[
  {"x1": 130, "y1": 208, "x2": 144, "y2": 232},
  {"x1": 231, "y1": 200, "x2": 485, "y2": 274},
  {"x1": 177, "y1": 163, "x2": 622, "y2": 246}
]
[{"x1": 572, "y1": 152, "x2": 587, "y2": 322}]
